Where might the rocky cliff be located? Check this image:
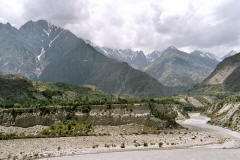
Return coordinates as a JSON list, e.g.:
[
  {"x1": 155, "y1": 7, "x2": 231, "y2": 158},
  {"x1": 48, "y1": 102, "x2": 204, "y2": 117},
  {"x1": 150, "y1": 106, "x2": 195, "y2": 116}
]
[
  {"x1": 0, "y1": 103, "x2": 184, "y2": 129},
  {"x1": 207, "y1": 97, "x2": 240, "y2": 132}
]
